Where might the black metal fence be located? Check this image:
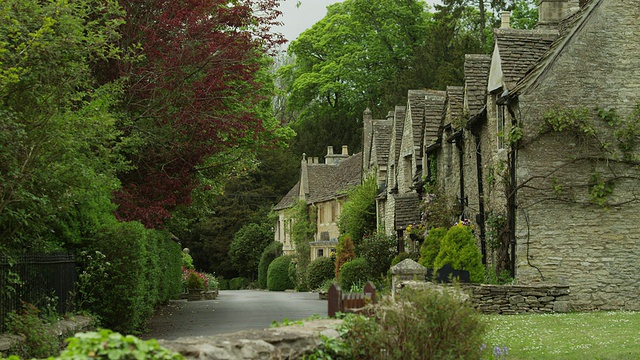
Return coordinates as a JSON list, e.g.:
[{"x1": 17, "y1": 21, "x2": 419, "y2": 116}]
[{"x1": 0, "y1": 252, "x2": 77, "y2": 333}]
